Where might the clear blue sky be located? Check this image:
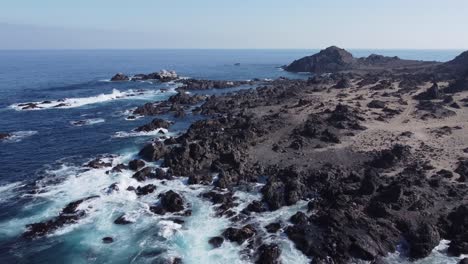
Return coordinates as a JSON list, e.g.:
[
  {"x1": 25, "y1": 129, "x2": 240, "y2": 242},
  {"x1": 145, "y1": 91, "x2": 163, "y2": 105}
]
[{"x1": 1, "y1": 0, "x2": 467, "y2": 49}]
